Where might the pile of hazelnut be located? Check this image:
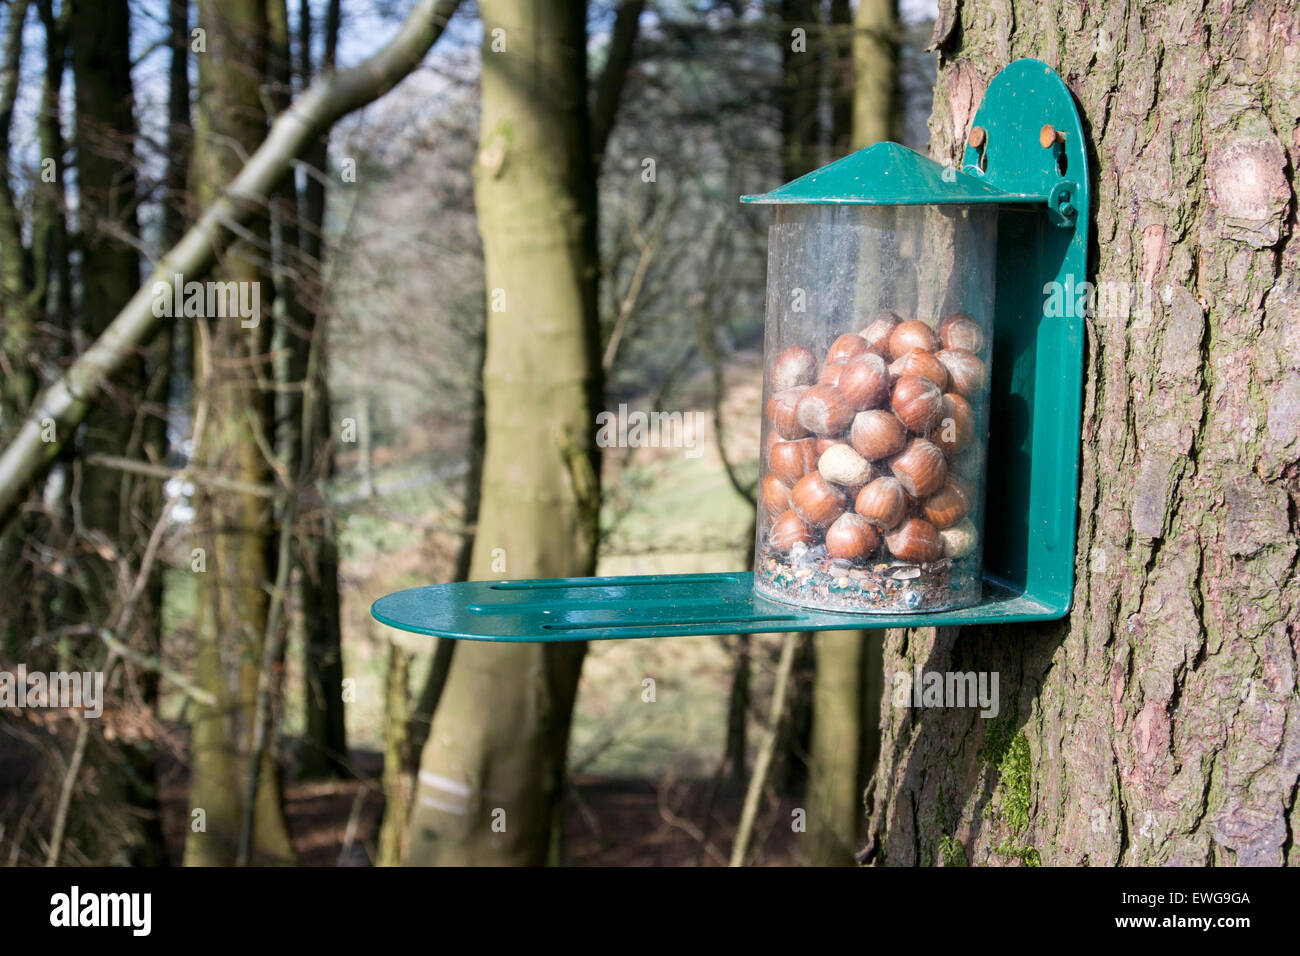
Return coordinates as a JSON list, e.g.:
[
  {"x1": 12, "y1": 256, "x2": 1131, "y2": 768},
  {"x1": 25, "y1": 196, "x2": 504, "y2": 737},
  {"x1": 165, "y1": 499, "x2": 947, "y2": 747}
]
[{"x1": 761, "y1": 311, "x2": 987, "y2": 572}]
